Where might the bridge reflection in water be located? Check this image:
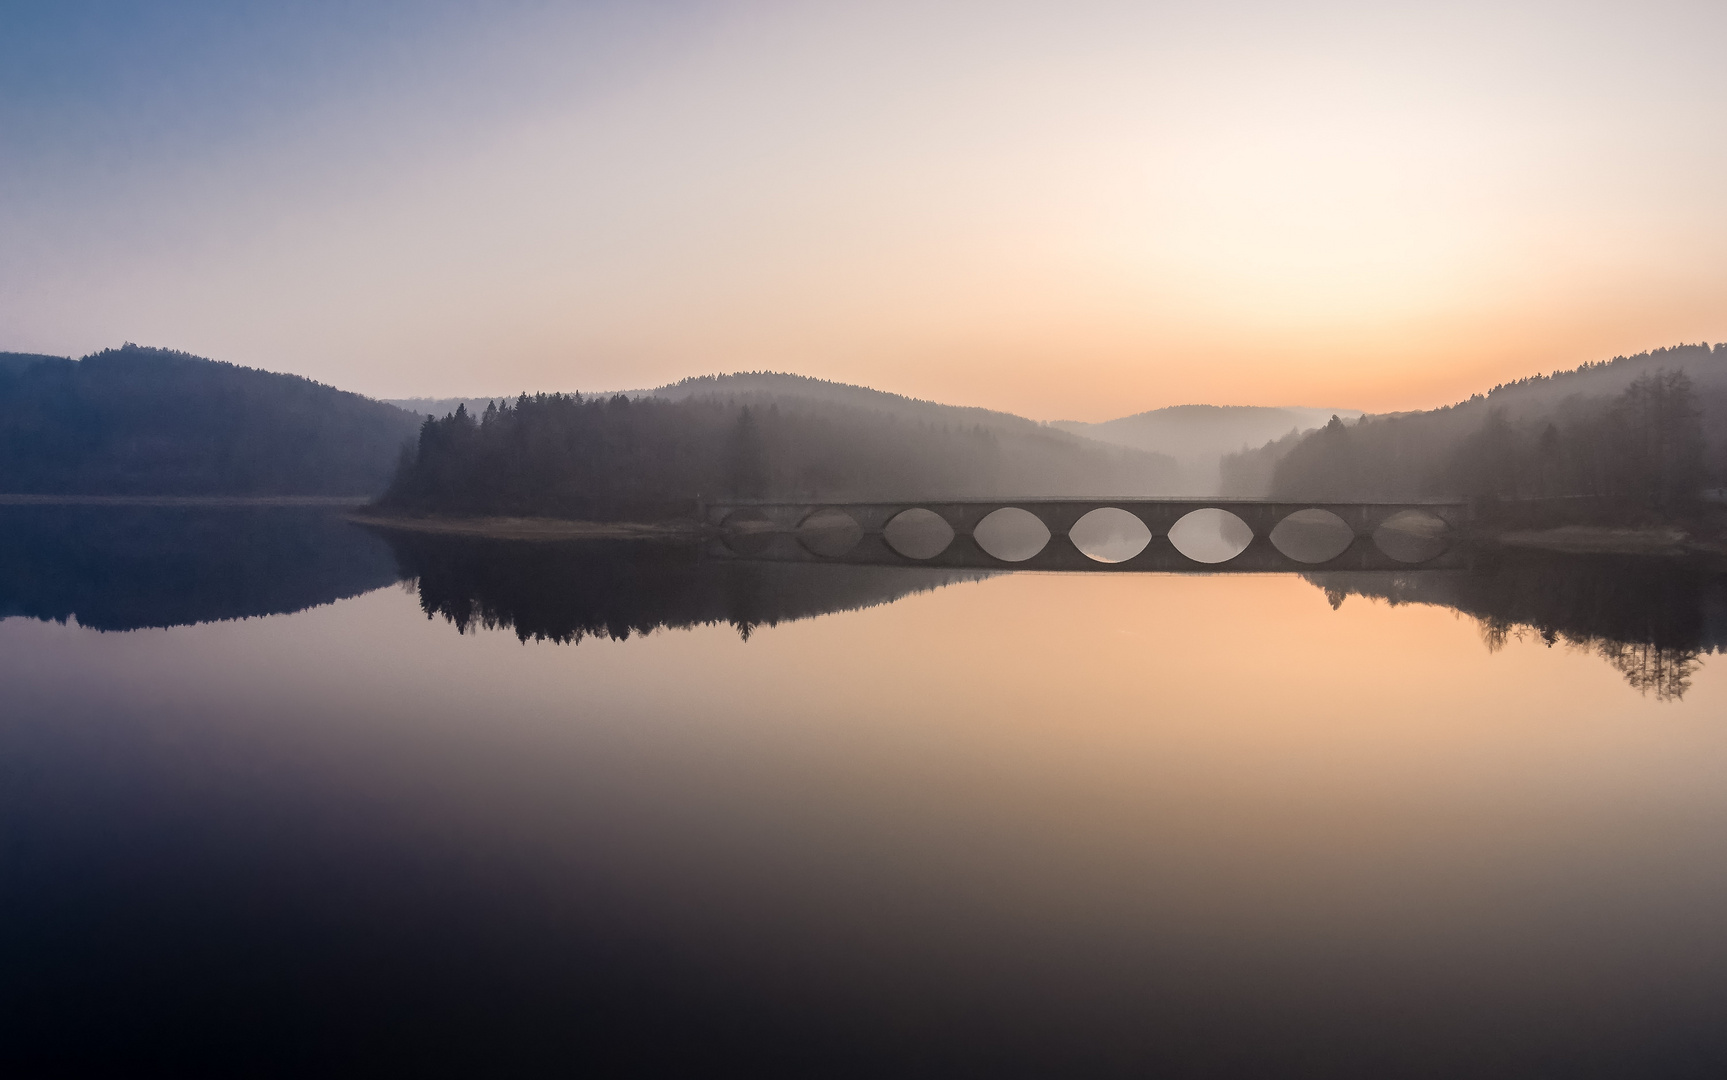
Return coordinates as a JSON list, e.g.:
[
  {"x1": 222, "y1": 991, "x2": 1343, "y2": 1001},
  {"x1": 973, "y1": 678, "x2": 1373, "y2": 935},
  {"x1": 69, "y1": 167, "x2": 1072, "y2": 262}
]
[{"x1": 709, "y1": 499, "x2": 1468, "y2": 572}]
